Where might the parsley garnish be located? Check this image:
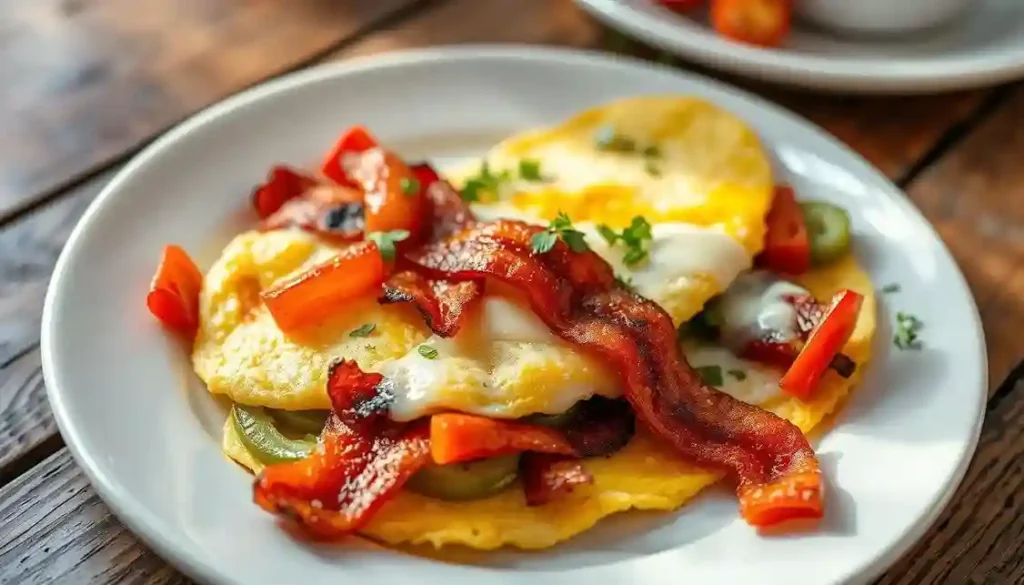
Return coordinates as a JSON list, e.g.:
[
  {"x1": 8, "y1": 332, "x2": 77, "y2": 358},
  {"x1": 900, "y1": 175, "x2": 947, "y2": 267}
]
[
  {"x1": 461, "y1": 161, "x2": 511, "y2": 203},
  {"x1": 366, "y1": 229, "x2": 410, "y2": 261},
  {"x1": 518, "y1": 159, "x2": 544, "y2": 181},
  {"x1": 727, "y1": 369, "x2": 747, "y2": 381},
  {"x1": 642, "y1": 145, "x2": 661, "y2": 158},
  {"x1": 400, "y1": 177, "x2": 420, "y2": 196},
  {"x1": 894, "y1": 312, "x2": 923, "y2": 350},
  {"x1": 645, "y1": 160, "x2": 662, "y2": 177},
  {"x1": 694, "y1": 365, "x2": 724, "y2": 387},
  {"x1": 614, "y1": 274, "x2": 635, "y2": 291},
  {"x1": 348, "y1": 323, "x2": 376, "y2": 338},
  {"x1": 596, "y1": 216, "x2": 653, "y2": 267},
  {"x1": 417, "y1": 345, "x2": 439, "y2": 360},
  {"x1": 594, "y1": 126, "x2": 637, "y2": 153},
  {"x1": 531, "y1": 212, "x2": 590, "y2": 254},
  {"x1": 881, "y1": 283, "x2": 901, "y2": 294}
]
